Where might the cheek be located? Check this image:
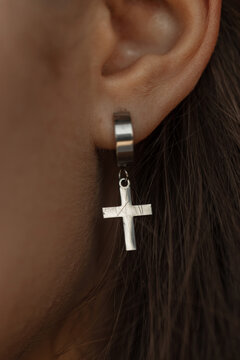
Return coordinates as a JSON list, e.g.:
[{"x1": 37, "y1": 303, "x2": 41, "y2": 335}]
[{"x1": 0, "y1": 13, "x2": 98, "y2": 360}]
